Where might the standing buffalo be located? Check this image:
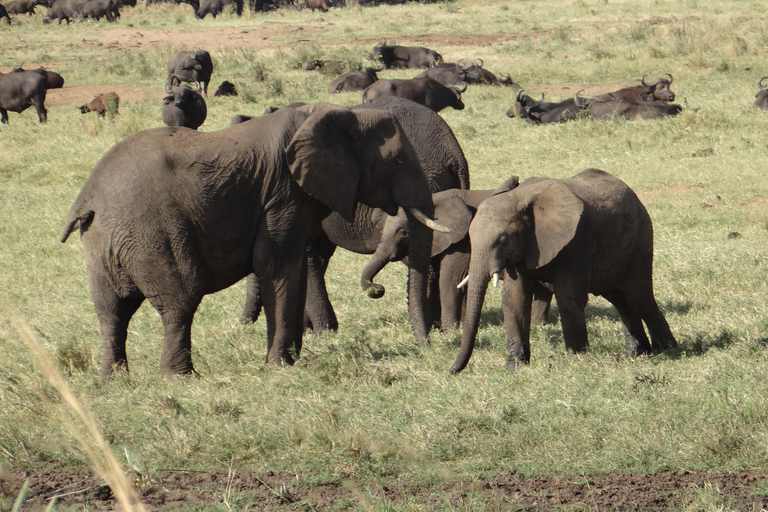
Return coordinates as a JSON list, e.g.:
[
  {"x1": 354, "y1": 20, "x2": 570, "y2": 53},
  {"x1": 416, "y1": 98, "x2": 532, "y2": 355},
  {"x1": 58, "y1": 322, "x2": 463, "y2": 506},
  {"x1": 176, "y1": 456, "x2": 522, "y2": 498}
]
[
  {"x1": 80, "y1": 0, "x2": 119, "y2": 21},
  {"x1": 0, "y1": 70, "x2": 47, "y2": 124},
  {"x1": 43, "y1": 0, "x2": 86, "y2": 24},
  {"x1": 10, "y1": 64, "x2": 65, "y2": 89},
  {"x1": 5, "y1": 0, "x2": 42, "y2": 15},
  {"x1": 80, "y1": 92, "x2": 119, "y2": 118},
  {"x1": 0, "y1": 2, "x2": 11, "y2": 23},
  {"x1": 306, "y1": 0, "x2": 328, "y2": 10},
  {"x1": 755, "y1": 77, "x2": 768, "y2": 110},
  {"x1": 363, "y1": 77, "x2": 466, "y2": 113},
  {"x1": 166, "y1": 50, "x2": 213, "y2": 97},
  {"x1": 370, "y1": 40, "x2": 442, "y2": 69},
  {"x1": 194, "y1": 0, "x2": 241, "y2": 18},
  {"x1": 162, "y1": 85, "x2": 207, "y2": 130},
  {"x1": 328, "y1": 67, "x2": 381, "y2": 94}
]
